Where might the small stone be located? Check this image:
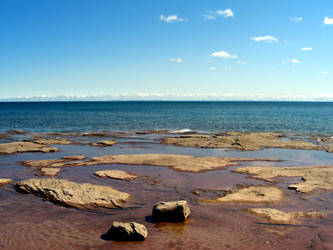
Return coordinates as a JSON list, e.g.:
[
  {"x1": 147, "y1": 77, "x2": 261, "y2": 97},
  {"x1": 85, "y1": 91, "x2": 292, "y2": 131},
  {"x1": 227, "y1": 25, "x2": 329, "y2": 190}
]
[
  {"x1": 0, "y1": 179, "x2": 13, "y2": 186},
  {"x1": 106, "y1": 221, "x2": 148, "y2": 241},
  {"x1": 152, "y1": 200, "x2": 190, "y2": 222}
]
